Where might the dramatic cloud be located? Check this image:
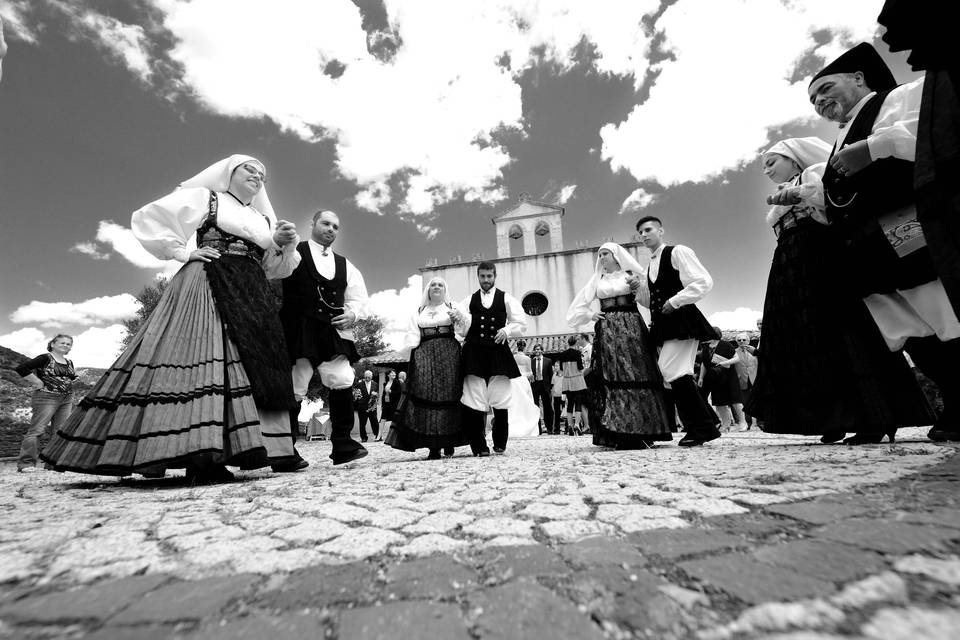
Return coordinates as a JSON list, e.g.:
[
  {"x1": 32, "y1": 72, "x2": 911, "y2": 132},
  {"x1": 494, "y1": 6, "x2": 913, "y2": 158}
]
[
  {"x1": 70, "y1": 241, "x2": 110, "y2": 260},
  {"x1": 557, "y1": 184, "x2": 578, "y2": 205},
  {"x1": 9, "y1": 294, "x2": 140, "y2": 328},
  {"x1": 76, "y1": 220, "x2": 183, "y2": 277},
  {"x1": 601, "y1": 0, "x2": 883, "y2": 187},
  {"x1": 366, "y1": 274, "x2": 424, "y2": 350},
  {"x1": 618, "y1": 187, "x2": 658, "y2": 215},
  {"x1": 0, "y1": 323, "x2": 127, "y2": 367},
  {"x1": 708, "y1": 307, "x2": 762, "y2": 331}
]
